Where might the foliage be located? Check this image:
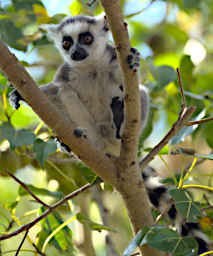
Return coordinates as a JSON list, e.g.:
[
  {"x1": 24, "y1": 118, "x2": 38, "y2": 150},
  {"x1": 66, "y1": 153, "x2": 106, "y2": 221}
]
[
  {"x1": 1, "y1": 0, "x2": 213, "y2": 255},
  {"x1": 123, "y1": 226, "x2": 198, "y2": 256}
]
